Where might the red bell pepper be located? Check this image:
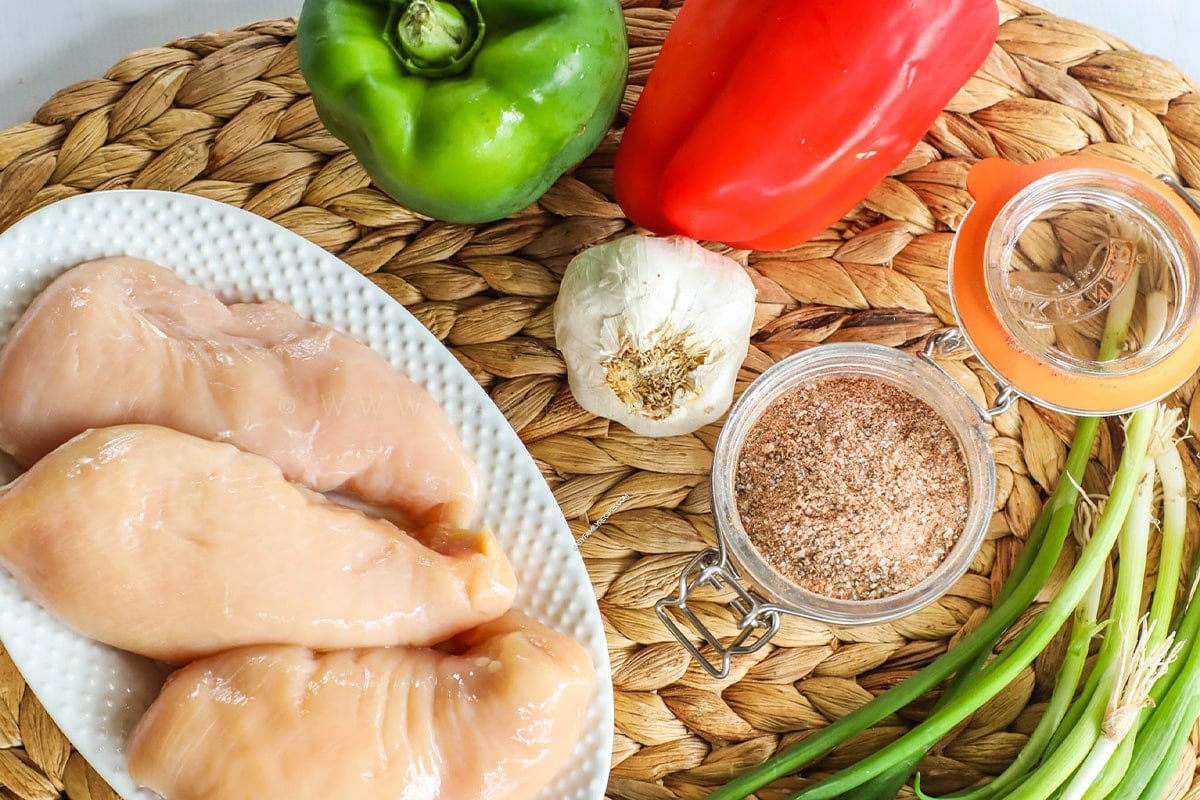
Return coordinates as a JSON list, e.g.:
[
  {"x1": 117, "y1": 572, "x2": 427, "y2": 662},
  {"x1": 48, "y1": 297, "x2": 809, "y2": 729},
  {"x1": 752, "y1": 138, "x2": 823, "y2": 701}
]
[{"x1": 613, "y1": 0, "x2": 999, "y2": 251}]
